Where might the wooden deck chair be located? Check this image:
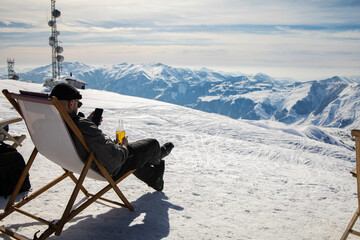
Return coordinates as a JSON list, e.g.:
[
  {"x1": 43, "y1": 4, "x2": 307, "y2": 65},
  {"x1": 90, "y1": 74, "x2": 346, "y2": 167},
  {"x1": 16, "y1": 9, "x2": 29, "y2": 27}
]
[
  {"x1": 0, "y1": 117, "x2": 26, "y2": 148},
  {"x1": 0, "y1": 89, "x2": 136, "y2": 240},
  {"x1": 341, "y1": 129, "x2": 360, "y2": 239}
]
